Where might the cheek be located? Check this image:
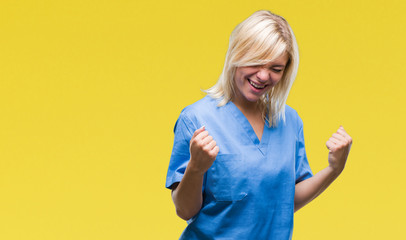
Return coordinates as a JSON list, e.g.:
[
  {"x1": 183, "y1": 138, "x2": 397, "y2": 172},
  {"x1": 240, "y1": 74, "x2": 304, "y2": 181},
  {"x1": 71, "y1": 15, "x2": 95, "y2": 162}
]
[
  {"x1": 235, "y1": 72, "x2": 246, "y2": 86},
  {"x1": 272, "y1": 73, "x2": 284, "y2": 85}
]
